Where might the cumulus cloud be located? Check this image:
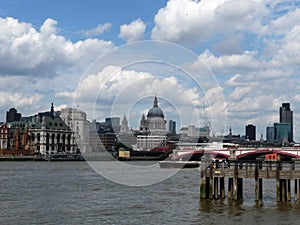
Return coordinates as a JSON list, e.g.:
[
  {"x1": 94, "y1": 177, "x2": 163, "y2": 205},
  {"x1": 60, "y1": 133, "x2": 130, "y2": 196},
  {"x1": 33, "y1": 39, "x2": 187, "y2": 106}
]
[
  {"x1": 62, "y1": 65, "x2": 223, "y2": 129},
  {"x1": 195, "y1": 50, "x2": 261, "y2": 74},
  {"x1": 151, "y1": 0, "x2": 268, "y2": 45},
  {"x1": 0, "y1": 17, "x2": 114, "y2": 77},
  {"x1": 81, "y1": 23, "x2": 112, "y2": 37},
  {"x1": 0, "y1": 16, "x2": 116, "y2": 121},
  {"x1": 40, "y1": 18, "x2": 58, "y2": 36},
  {"x1": 0, "y1": 92, "x2": 43, "y2": 108},
  {"x1": 270, "y1": 8, "x2": 300, "y2": 34},
  {"x1": 118, "y1": 18, "x2": 146, "y2": 43}
]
